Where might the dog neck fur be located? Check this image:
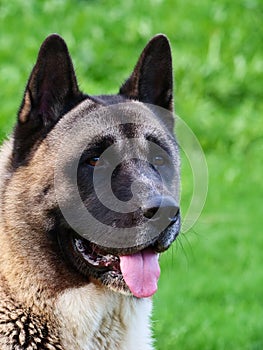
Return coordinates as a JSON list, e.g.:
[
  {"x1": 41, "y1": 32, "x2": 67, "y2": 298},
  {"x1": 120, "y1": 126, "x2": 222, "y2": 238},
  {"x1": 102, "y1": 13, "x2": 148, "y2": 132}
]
[{"x1": 55, "y1": 285, "x2": 154, "y2": 350}]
